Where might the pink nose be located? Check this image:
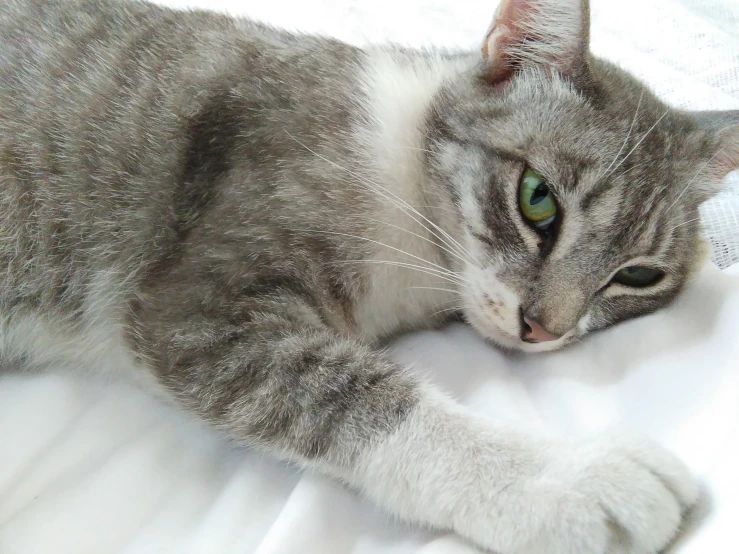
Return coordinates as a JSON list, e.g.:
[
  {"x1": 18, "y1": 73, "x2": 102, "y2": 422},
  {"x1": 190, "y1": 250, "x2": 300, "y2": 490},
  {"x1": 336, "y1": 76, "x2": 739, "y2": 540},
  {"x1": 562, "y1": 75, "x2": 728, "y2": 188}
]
[{"x1": 522, "y1": 317, "x2": 560, "y2": 343}]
